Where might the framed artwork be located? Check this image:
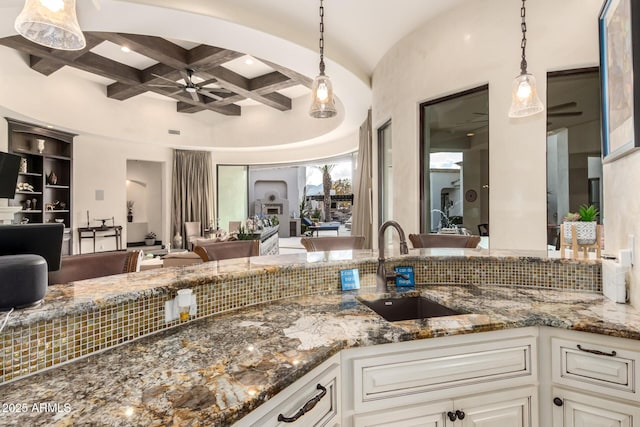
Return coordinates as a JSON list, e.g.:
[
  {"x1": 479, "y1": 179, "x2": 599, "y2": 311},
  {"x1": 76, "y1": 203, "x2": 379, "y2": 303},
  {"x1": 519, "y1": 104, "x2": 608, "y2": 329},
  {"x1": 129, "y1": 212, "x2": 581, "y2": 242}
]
[{"x1": 599, "y1": 0, "x2": 640, "y2": 162}]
